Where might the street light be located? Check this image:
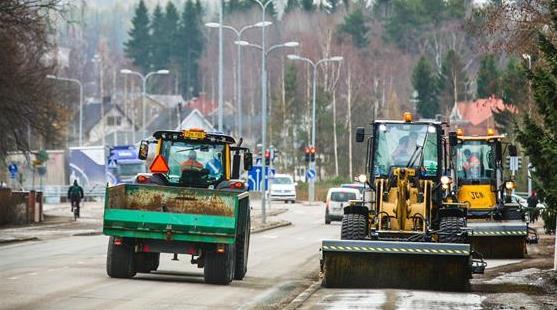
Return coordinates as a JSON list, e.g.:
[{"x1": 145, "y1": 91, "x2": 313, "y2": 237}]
[
  {"x1": 237, "y1": 39, "x2": 299, "y2": 223},
  {"x1": 287, "y1": 54, "x2": 343, "y2": 202},
  {"x1": 47, "y1": 75, "x2": 84, "y2": 146},
  {"x1": 205, "y1": 21, "x2": 272, "y2": 137},
  {"x1": 120, "y1": 69, "x2": 169, "y2": 140}
]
